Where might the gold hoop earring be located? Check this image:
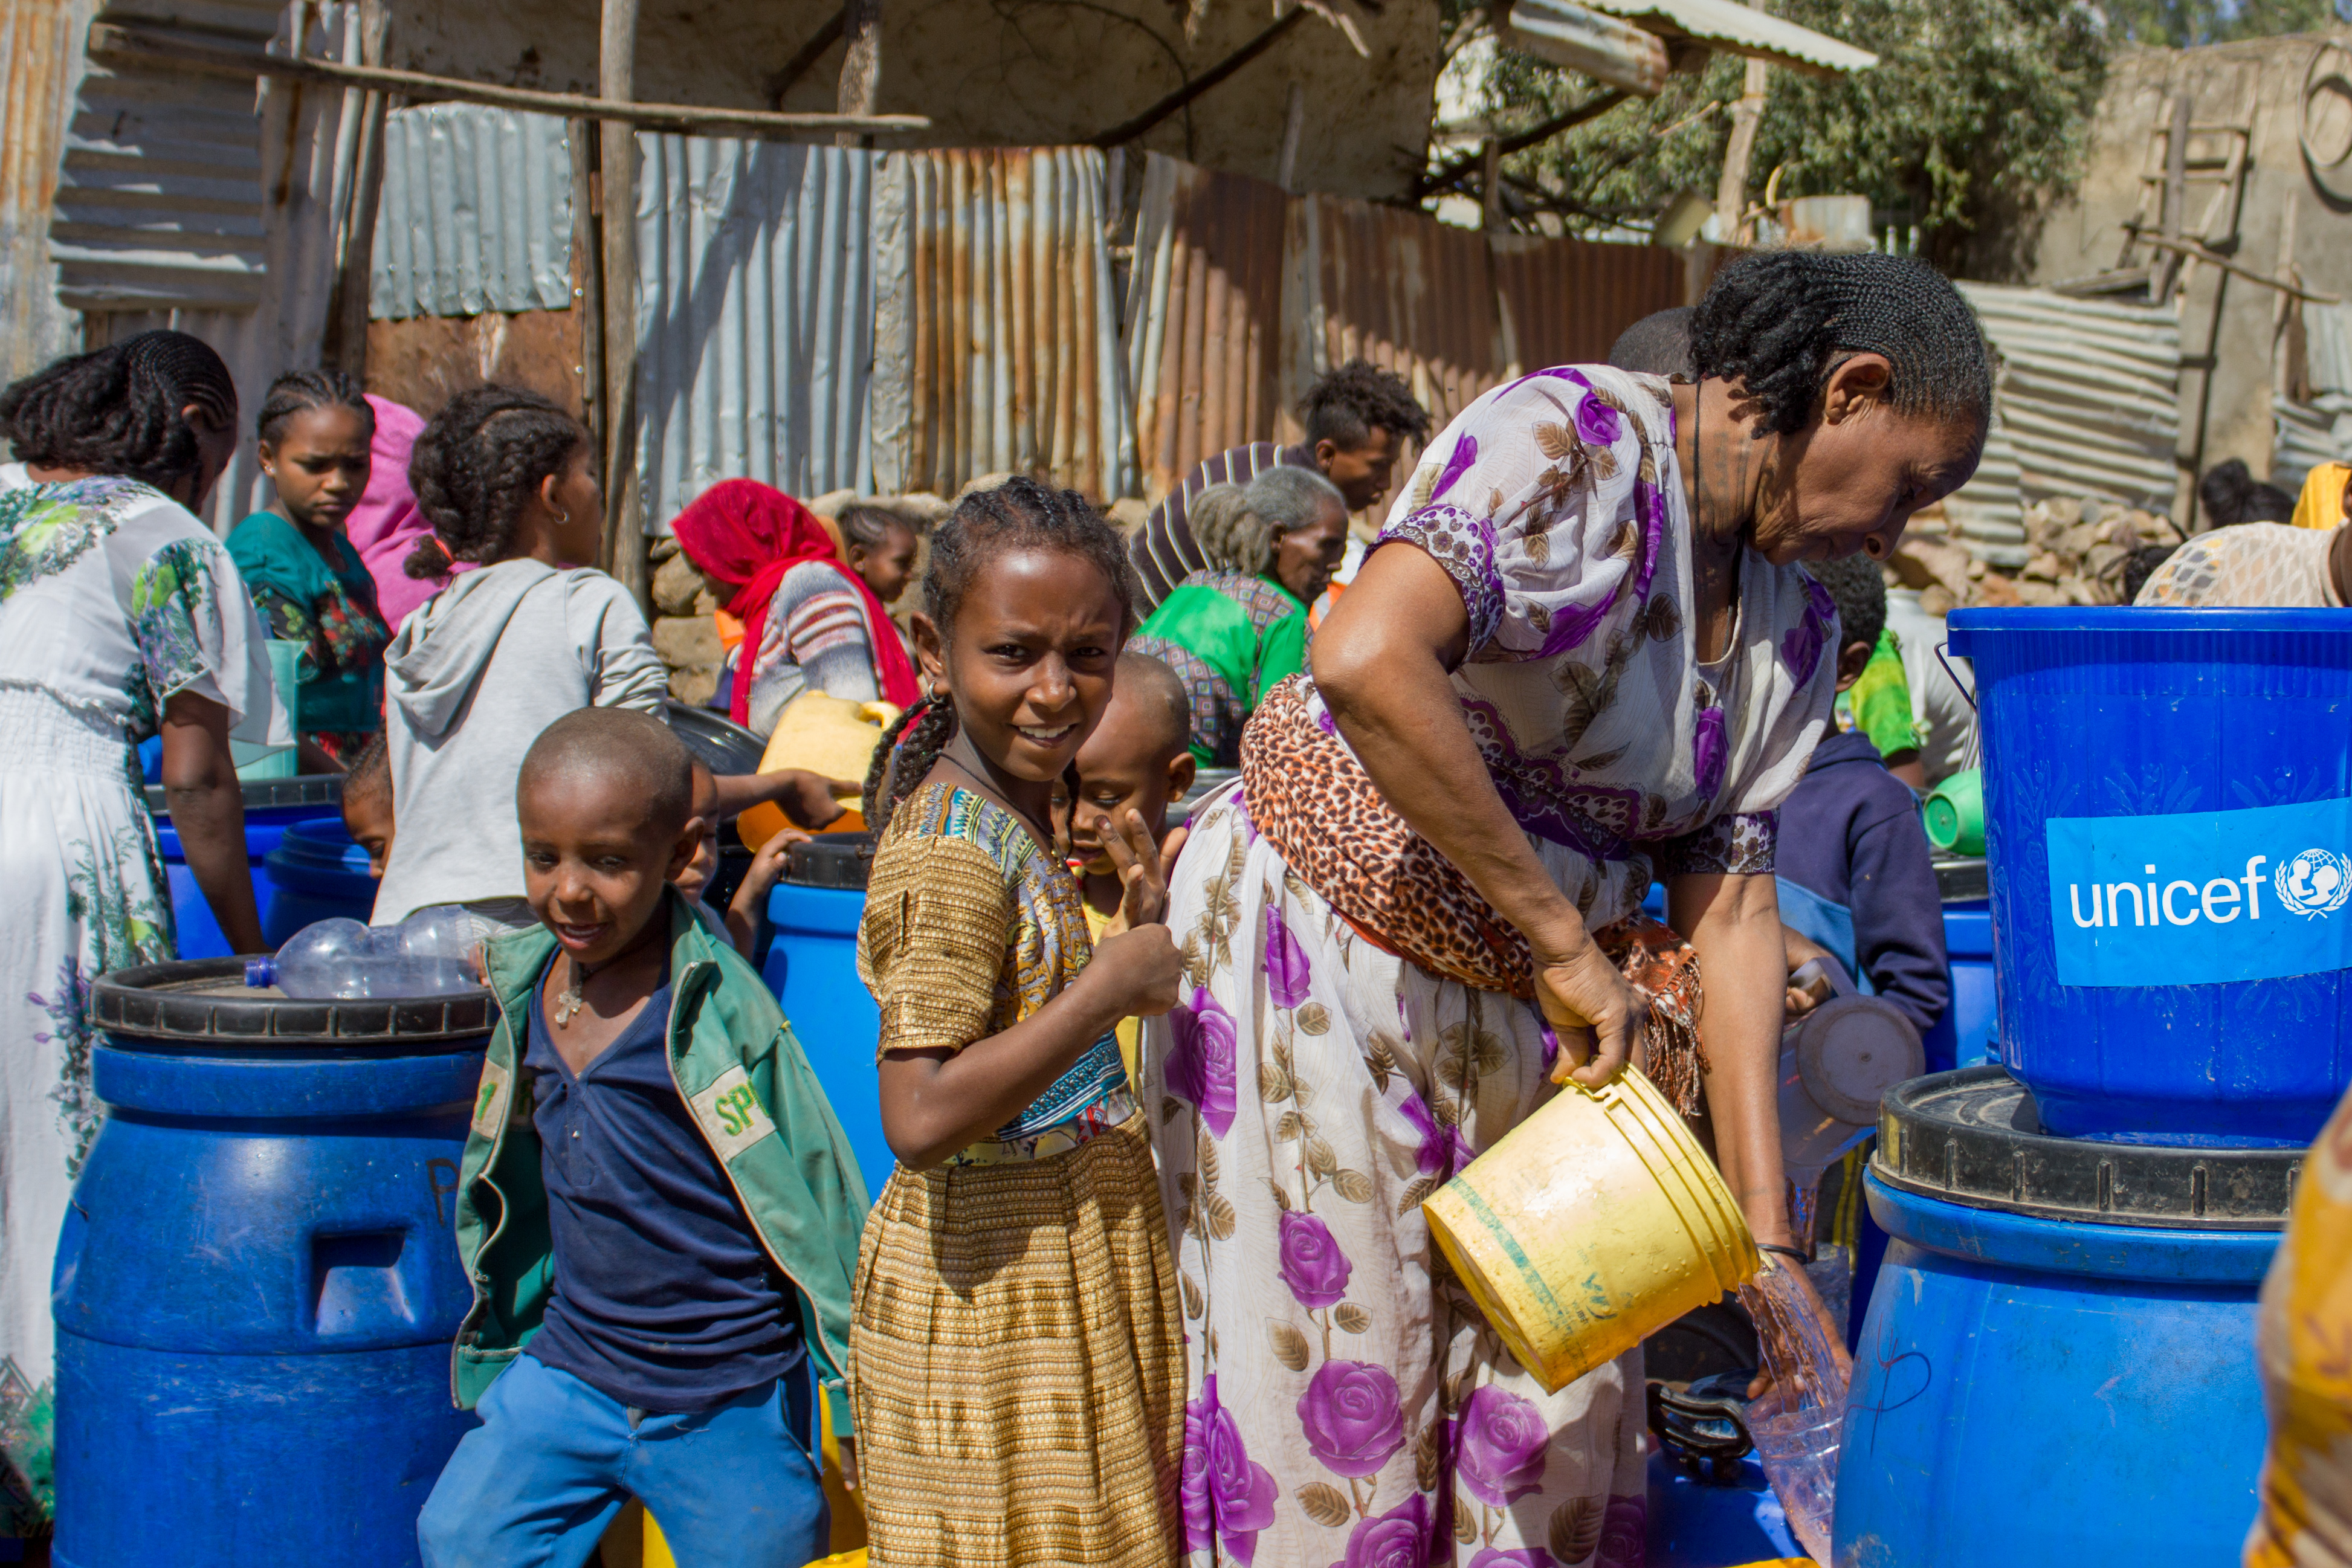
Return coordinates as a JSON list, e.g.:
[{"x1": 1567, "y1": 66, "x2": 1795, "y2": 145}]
[{"x1": 553, "y1": 508, "x2": 571, "y2": 527}]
